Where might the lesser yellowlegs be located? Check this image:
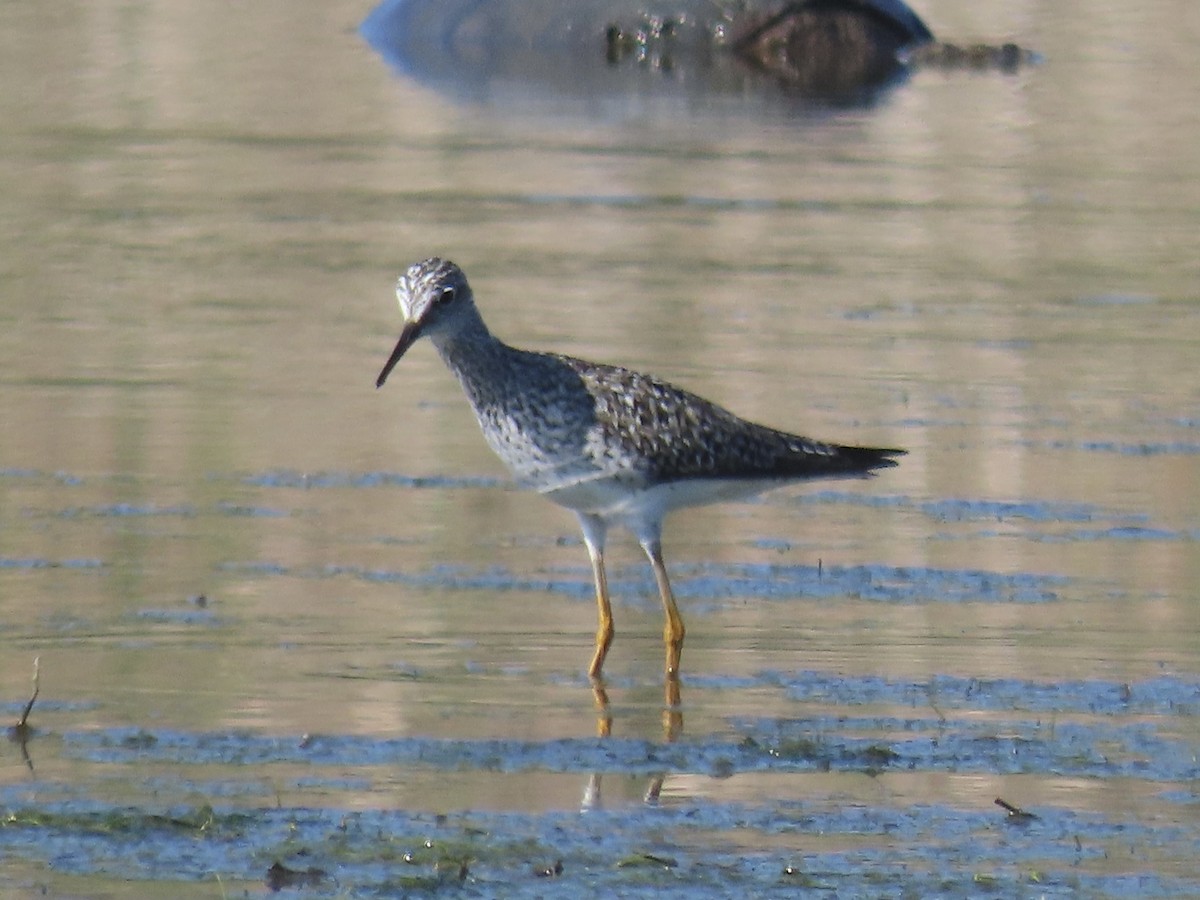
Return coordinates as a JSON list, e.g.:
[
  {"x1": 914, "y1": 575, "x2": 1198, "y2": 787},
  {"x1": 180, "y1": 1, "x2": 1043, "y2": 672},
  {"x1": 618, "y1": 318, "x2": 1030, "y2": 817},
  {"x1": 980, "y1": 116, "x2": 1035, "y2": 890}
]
[{"x1": 376, "y1": 257, "x2": 903, "y2": 682}]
